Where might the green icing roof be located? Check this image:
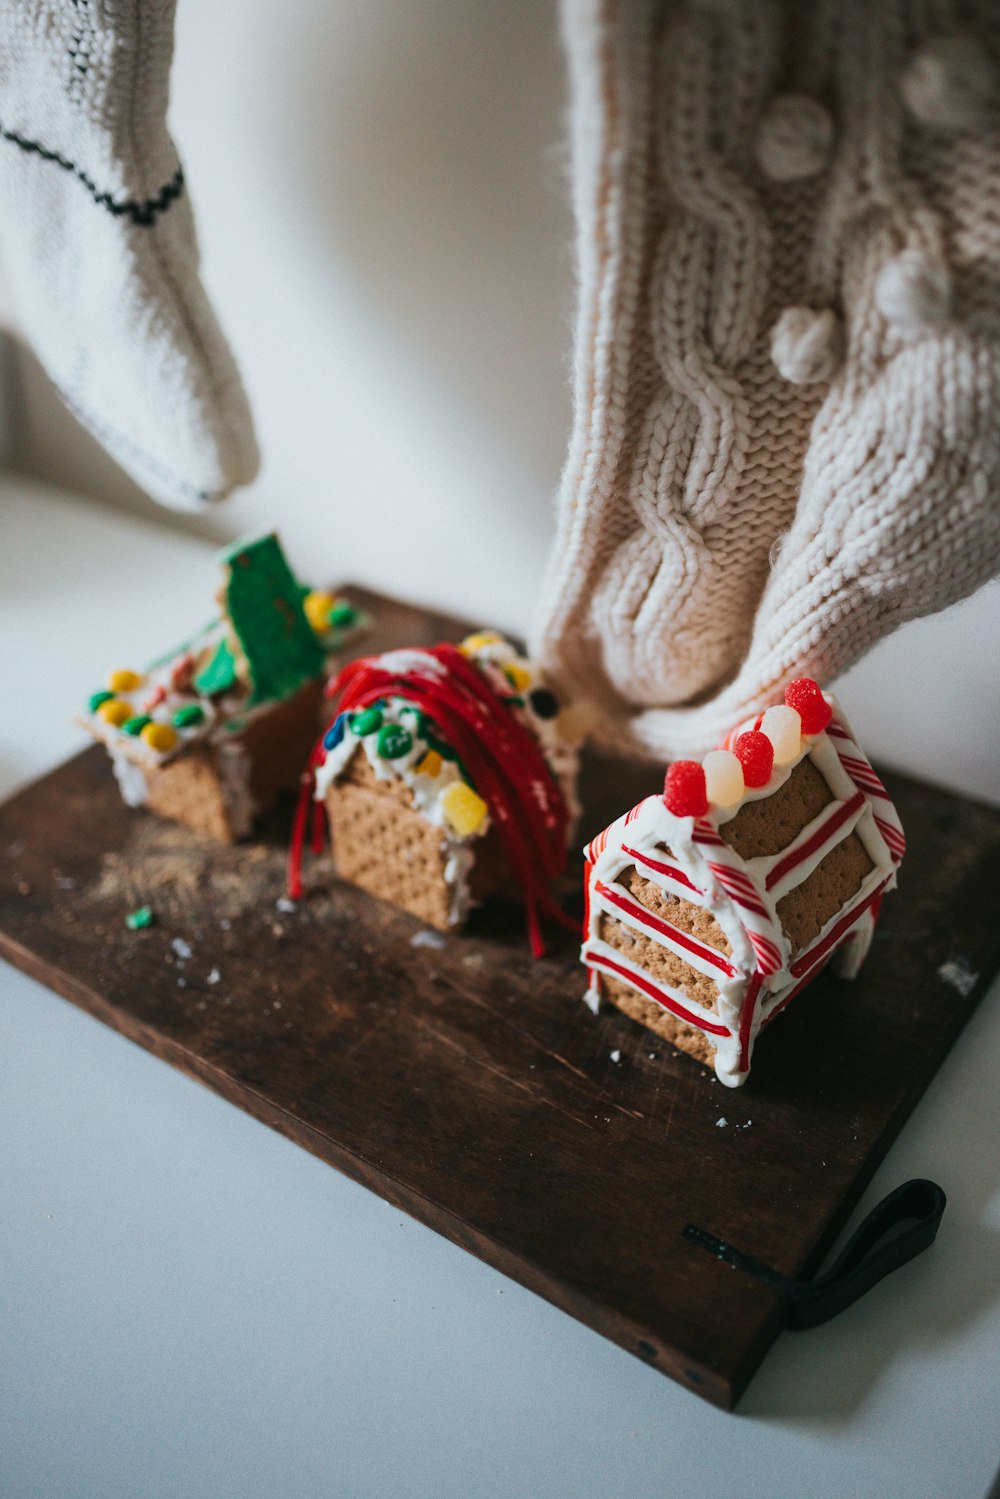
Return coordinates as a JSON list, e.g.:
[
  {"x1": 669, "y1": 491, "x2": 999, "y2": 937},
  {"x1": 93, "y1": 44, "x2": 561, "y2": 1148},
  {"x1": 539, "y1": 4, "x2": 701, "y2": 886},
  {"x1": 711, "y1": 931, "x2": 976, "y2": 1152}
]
[{"x1": 219, "y1": 534, "x2": 325, "y2": 705}]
